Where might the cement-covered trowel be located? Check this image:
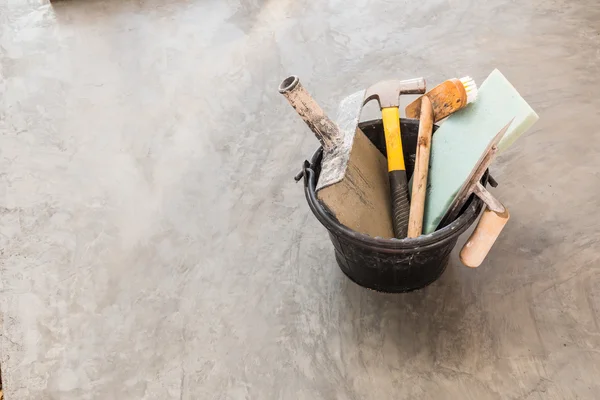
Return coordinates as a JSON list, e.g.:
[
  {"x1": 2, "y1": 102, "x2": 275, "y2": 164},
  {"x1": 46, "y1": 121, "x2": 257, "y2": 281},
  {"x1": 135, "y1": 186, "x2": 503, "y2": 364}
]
[
  {"x1": 440, "y1": 120, "x2": 514, "y2": 268},
  {"x1": 280, "y1": 76, "x2": 394, "y2": 238}
]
